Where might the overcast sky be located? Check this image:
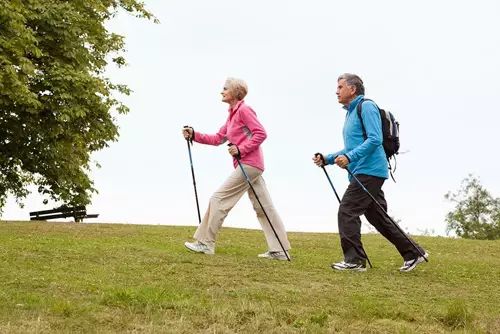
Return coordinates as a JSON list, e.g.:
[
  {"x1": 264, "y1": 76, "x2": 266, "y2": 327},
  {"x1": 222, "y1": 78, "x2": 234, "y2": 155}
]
[{"x1": 3, "y1": 0, "x2": 499, "y2": 236}]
